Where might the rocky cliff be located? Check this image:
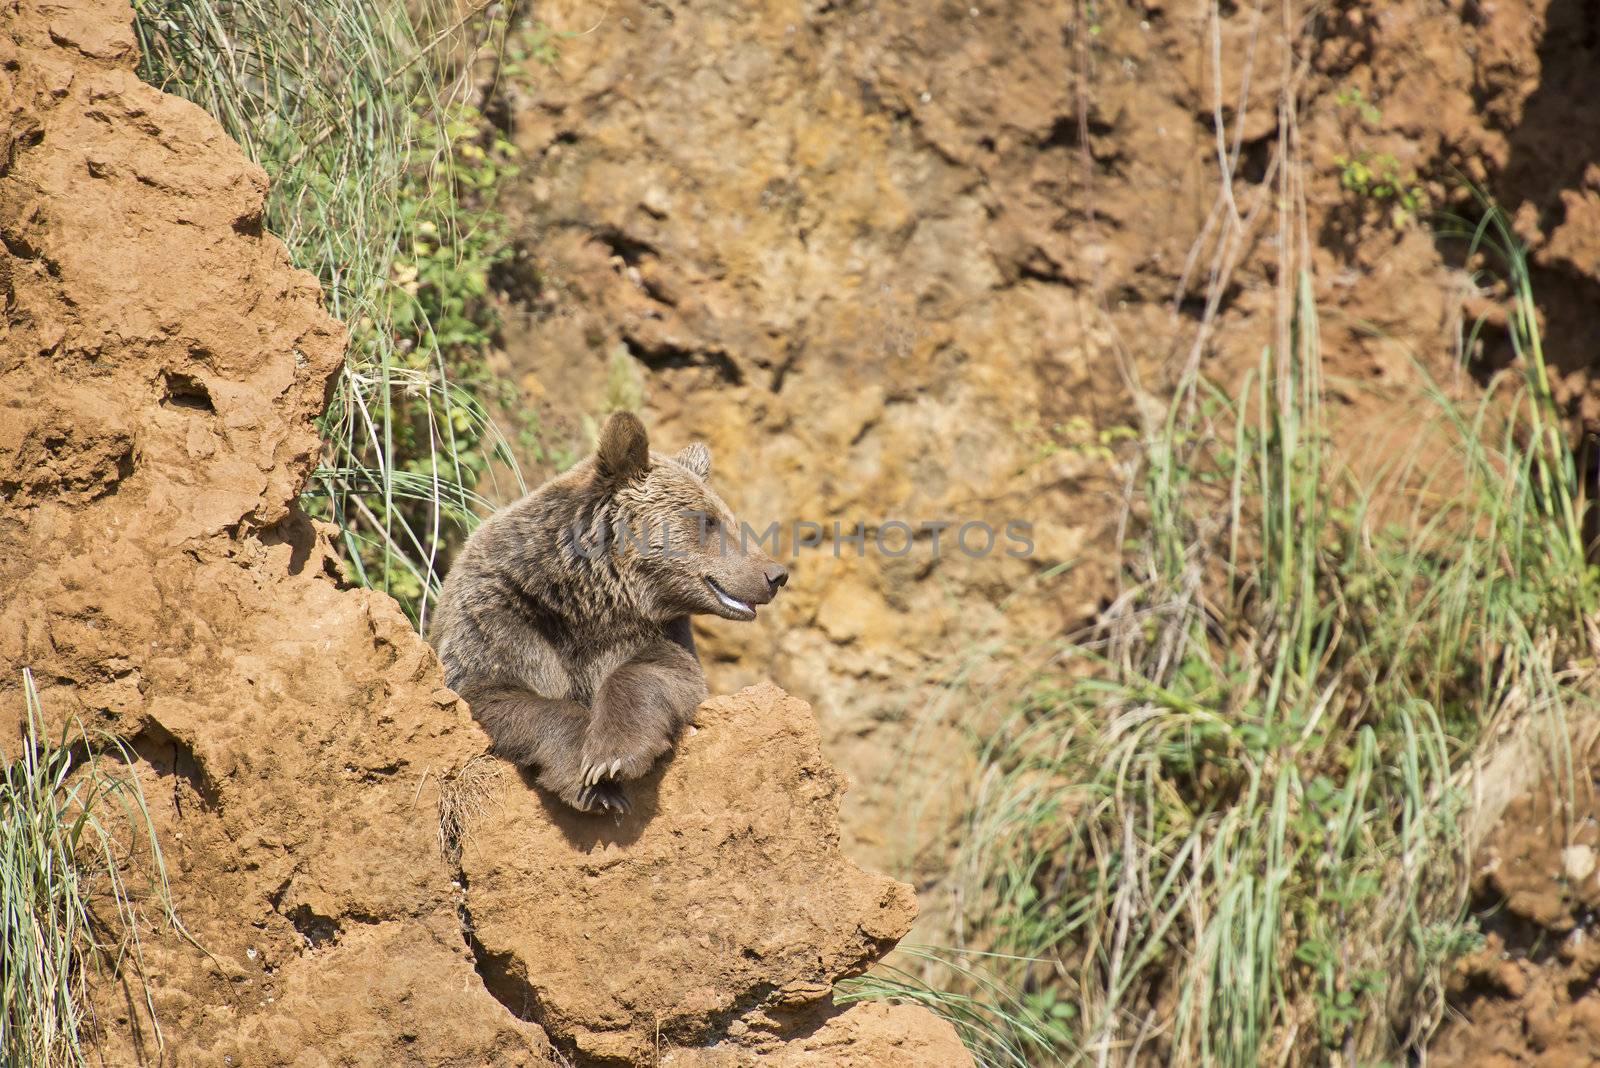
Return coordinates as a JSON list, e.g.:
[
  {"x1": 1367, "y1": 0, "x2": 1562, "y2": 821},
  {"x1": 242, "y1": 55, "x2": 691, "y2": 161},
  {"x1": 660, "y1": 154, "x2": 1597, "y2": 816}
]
[{"x1": 0, "y1": 1, "x2": 969, "y2": 1063}]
